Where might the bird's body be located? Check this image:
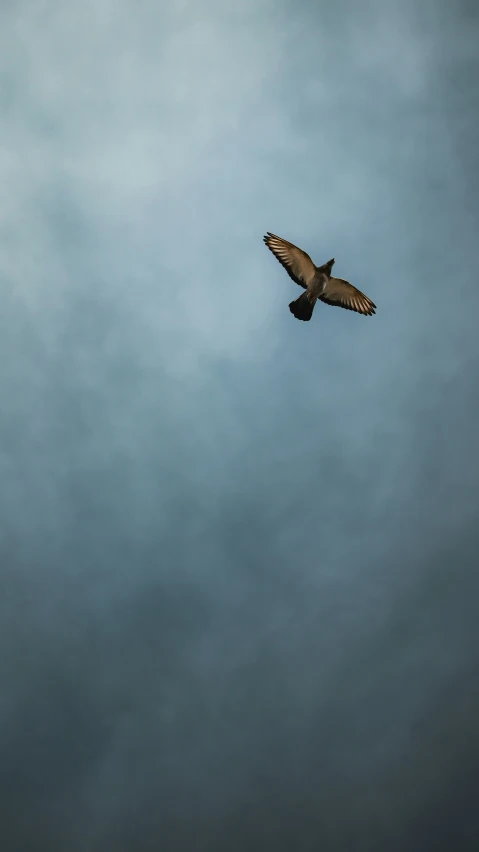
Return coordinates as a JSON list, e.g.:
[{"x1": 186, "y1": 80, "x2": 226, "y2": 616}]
[{"x1": 263, "y1": 232, "x2": 376, "y2": 321}]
